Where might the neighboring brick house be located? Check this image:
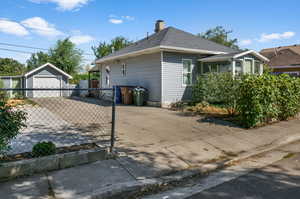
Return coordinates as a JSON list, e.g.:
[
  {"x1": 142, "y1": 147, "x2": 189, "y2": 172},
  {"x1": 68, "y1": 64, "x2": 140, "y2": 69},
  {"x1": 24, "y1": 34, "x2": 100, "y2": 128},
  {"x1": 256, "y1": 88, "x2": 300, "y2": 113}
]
[{"x1": 260, "y1": 45, "x2": 300, "y2": 76}]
